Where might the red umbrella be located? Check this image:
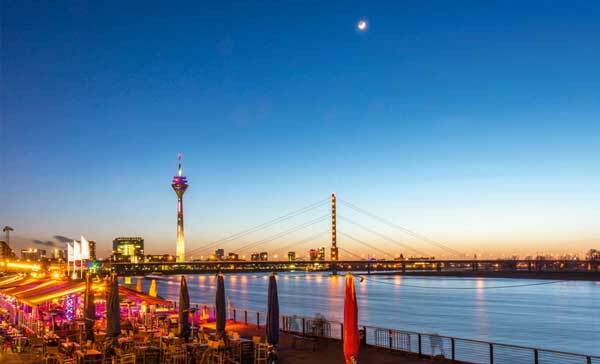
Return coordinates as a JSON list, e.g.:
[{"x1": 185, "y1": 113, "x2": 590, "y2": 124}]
[{"x1": 343, "y1": 274, "x2": 359, "y2": 364}]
